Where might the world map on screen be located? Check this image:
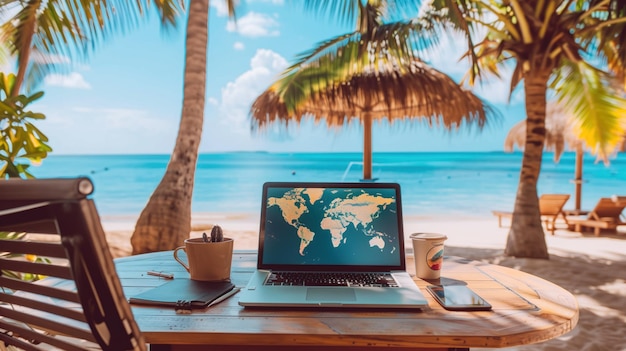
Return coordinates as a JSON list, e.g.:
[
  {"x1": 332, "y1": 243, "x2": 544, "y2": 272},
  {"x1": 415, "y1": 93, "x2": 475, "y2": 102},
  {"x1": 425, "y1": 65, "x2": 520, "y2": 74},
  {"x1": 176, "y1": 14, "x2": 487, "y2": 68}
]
[{"x1": 262, "y1": 187, "x2": 401, "y2": 266}]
